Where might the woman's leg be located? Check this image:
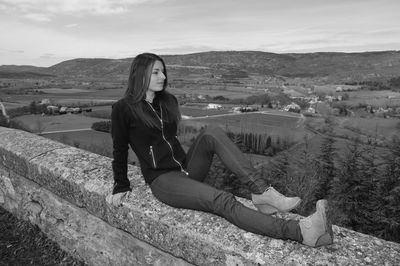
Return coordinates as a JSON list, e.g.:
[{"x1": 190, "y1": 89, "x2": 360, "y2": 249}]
[
  {"x1": 185, "y1": 125, "x2": 267, "y2": 194},
  {"x1": 150, "y1": 171, "x2": 302, "y2": 241}
]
